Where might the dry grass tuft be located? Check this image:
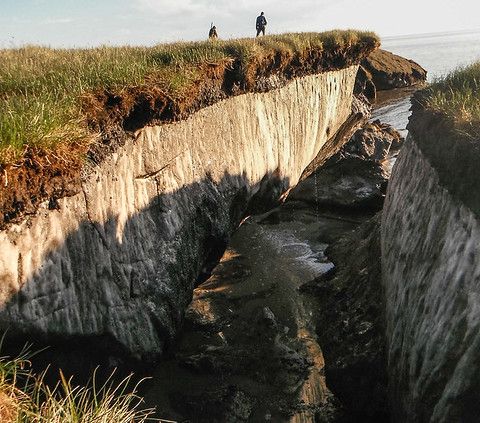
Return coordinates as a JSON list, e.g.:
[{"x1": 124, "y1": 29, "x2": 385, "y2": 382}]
[
  {"x1": 0, "y1": 391, "x2": 20, "y2": 422},
  {"x1": 0, "y1": 344, "x2": 158, "y2": 423}
]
